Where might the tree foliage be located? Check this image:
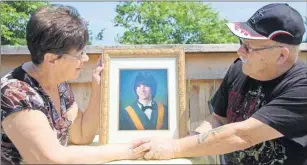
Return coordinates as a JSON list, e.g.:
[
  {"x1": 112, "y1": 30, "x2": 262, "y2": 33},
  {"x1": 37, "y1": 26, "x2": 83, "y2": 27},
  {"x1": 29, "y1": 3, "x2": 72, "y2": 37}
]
[
  {"x1": 114, "y1": 2, "x2": 238, "y2": 44},
  {"x1": 1, "y1": 2, "x2": 102, "y2": 45},
  {"x1": 1, "y1": 1, "x2": 48, "y2": 45},
  {"x1": 96, "y1": 28, "x2": 105, "y2": 41}
]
